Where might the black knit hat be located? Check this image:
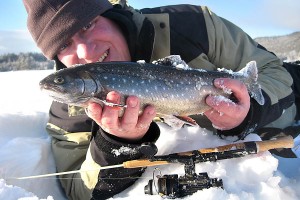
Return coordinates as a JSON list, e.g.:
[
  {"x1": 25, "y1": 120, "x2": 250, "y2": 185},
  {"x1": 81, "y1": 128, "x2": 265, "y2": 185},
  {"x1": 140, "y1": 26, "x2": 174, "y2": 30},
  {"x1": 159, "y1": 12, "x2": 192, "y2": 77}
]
[{"x1": 23, "y1": 0, "x2": 113, "y2": 60}]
